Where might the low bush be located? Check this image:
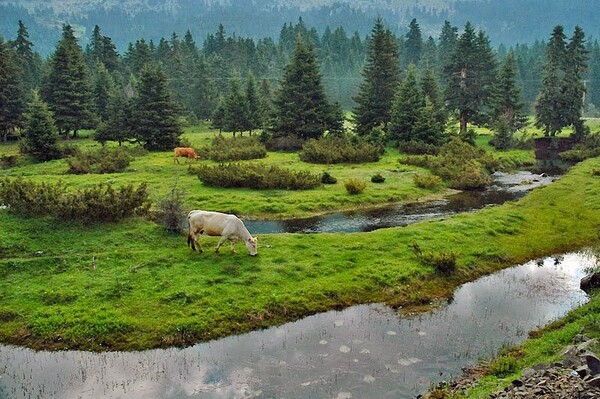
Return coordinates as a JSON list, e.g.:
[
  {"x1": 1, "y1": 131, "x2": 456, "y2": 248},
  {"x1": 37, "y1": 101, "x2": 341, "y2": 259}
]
[
  {"x1": 399, "y1": 155, "x2": 431, "y2": 168},
  {"x1": 489, "y1": 355, "x2": 518, "y2": 377},
  {"x1": 410, "y1": 242, "x2": 457, "y2": 274},
  {"x1": 560, "y1": 133, "x2": 600, "y2": 163},
  {"x1": 0, "y1": 177, "x2": 149, "y2": 222},
  {"x1": 199, "y1": 135, "x2": 267, "y2": 162},
  {"x1": 263, "y1": 134, "x2": 304, "y2": 152},
  {"x1": 413, "y1": 173, "x2": 443, "y2": 190},
  {"x1": 371, "y1": 173, "x2": 385, "y2": 183},
  {"x1": 344, "y1": 178, "x2": 366, "y2": 195},
  {"x1": 155, "y1": 186, "x2": 186, "y2": 232},
  {"x1": 398, "y1": 140, "x2": 441, "y2": 155},
  {"x1": 191, "y1": 163, "x2": 321, "y2": 190},
  {"x1": 321, "y1": 171, "x2": 337, "y2": 184},
  {"x1": 66, "y1": 147, "x2": 132, "y2": 174},
  {"x1": 300, "y1": 136, "x2": 381, "y2": 164},
  {"x1": 0, "y1": 154, "x2": 18, "y2": 168}
]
